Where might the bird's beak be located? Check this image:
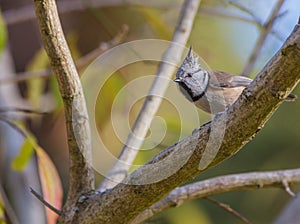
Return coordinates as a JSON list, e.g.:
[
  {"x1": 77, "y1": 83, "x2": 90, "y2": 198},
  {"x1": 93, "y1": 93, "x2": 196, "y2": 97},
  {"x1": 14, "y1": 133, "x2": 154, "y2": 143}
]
[{"x1": 173, "y1": 78, "x2": 182, "y2": 83}]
